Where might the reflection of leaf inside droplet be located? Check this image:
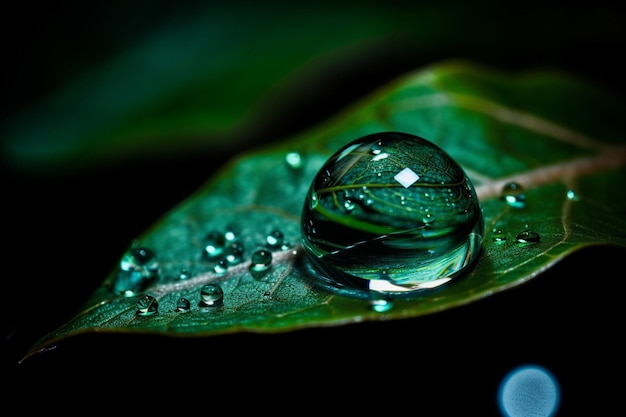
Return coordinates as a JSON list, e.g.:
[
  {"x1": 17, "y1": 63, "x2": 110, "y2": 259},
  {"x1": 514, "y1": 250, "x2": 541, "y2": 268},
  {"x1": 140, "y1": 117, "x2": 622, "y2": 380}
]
[{"x1": 301, "y1": 132, "x2": 484, "y2": 298}]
